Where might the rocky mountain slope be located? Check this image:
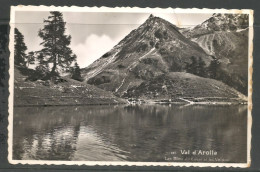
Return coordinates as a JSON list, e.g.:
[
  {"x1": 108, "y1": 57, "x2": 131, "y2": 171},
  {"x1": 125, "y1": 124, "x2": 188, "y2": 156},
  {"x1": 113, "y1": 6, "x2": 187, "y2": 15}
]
[
  {"x1": 180, "y1": 13, "x2": 249, "y2": 94},
  {"x1": 14, "y1": 66, "x2": 126, "y2": 106},
  {"x1": 181, "y1": 13, "x2": 249, "y2": 38},
  {"x1": 83, "y1": 15, "x2": 214, "y2": 96},
  {"x1": 81, "y1": 14, "x2": 248, "y2": 102}
]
